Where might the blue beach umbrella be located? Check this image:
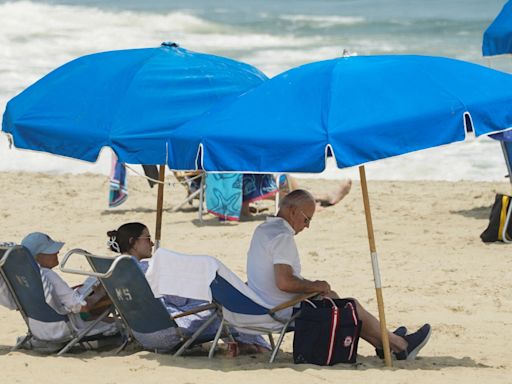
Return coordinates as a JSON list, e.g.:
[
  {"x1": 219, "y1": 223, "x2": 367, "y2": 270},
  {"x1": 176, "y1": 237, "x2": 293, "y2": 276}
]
[
  {"x1": 2, "y1": 42, "x2": 267, "y2": 165},
  {"x1": 1, "y1": 42, "x2": 267, "y2": 244},
  {"x1": 169, "y1": 54, "x2": 512, "y2": 366},
  {"x1": 169, "y1": 55, "x2": 512, "y2": 172},
  {"x1": 483, "y1": 0, "x2": 512, "y2": 57}
]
